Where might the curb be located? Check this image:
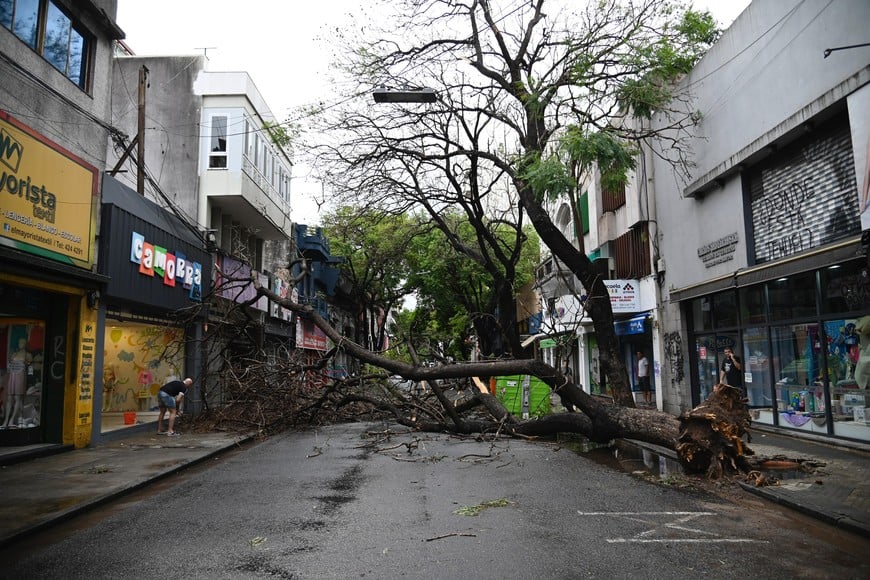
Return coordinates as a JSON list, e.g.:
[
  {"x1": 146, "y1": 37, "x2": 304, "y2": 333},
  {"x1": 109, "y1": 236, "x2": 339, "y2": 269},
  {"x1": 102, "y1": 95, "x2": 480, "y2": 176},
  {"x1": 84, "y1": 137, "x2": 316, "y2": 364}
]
[{"x1": 737, "y1": 481, "x2": 870, "y2": 539}]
